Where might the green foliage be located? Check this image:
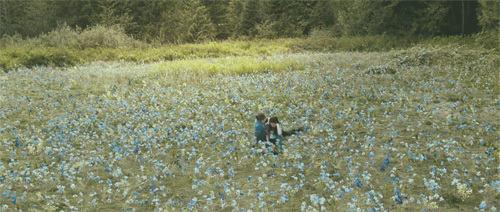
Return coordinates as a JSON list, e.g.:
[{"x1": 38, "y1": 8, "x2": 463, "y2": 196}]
[
  {"x1": 158, "y1": 0, "x2": 216, "y2": 44},
  {"x1": 240, "y1": 0, "x2": 264, "y2": 37},
  {"x1": 94, "y1": 0, "x2": 133, "y2": 27},
  {"x1": 310, "y1": 1, "x2": 337, "y2": 30},
  {"x1": 2, "y1": 34, "x2": 498, "y2": 72},
  {"x1": 203, "y1": 0, "x2": 231, "y2": 40},
  {"x1": 270, "y1": 0, "x2": 315, "y2": 37},
  {"x1": 0, "y1": 0, "x2": 57, "y2": 38},
  {"x1": 1, "y1": 24, "x2": 142, "y2": 49},
  {"x1": 475, "y1": 31, "x2": 500, "y2": 50},
  {"x1": 0, "y1": 47, "x2": 77, "y2": 70},
  {"x1": 336, "y1": 1, "x2": 397, "y2": 36},
  {"x1": 76, "y1": 24, "x2": 142, "y2": 49},
  {"x1": 181, "y1": 0, "x2": 216, "y2": 43},
  {"x1": 2, "y1": 0, "x2": 498, "y2": 43},
  {"x1": 226, "y1": 0, "x2": 245, "y2": 38},
  {"x1": 478, "y1": 0, "x2": 500, "y2": 32},
  {"x1": 38, "y1": 24, "x2": 81, "y2": 48},
  {"x1": 476, "y1": 0, "x2": 500, "y2": 50}
]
